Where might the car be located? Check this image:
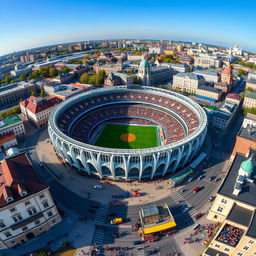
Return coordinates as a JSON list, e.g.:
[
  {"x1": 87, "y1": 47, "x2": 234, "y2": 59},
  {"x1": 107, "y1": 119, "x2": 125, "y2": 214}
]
[
  {"x1": 133, "y1": 240, "x2": 145, "y2": 245},
  {"x1": 208, "y1": 176, "x2": 214, "y2": 181},
  {"x1": 94, "y1": 185, "x2": 103, "y2": 190},
  {"x1": 183, "y1": 207, "x2": 189, "y2": 213},
  {"x1": 180, "y1": 189, "x2": 186, "y2": 193},
  {"x1": 146, "y1": 248, "x2": 159, "y2": 255},
  {"x1": 197, "y1": 175, "x2": 204, "y2": 181},
  {"x1": 194, "y1": 212, "x2": 203, "y2": 220},
  {"x1": 208, "y1": 196, "x2": 215, "y2": 202},
  {"x1": 188, "y1": 177, "x2": 193, "y2": 183},
  {"x1": 193, "y1": 186, "x2": 200, "y2": 193}
]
